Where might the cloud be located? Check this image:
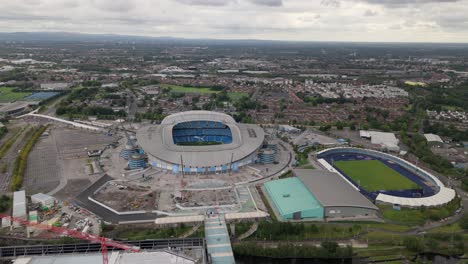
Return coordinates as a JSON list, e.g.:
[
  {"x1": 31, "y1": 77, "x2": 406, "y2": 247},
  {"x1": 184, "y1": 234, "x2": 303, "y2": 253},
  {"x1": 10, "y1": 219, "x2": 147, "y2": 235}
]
[
  {"x1": 359, "y1": 0, "x2": 460, "y2": 7},
  {"x1": 364, "y1": 9, "x2": 377, "y2": 16},
  {"x1": 321, "y1": 0, "x2": 340, "y2": 7},
  {"x1": 0, "y1": 0, "x2": 466, "y2": 42},
  {"x1": 248, "y1": 0, "x2": 283, "y2": 6},
  {"x1": 91, "y1": 0, "x2": 136, "y2": 12},
  {"x1": 175, "y1": 0, "x2": 236, "y2": 6}
]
